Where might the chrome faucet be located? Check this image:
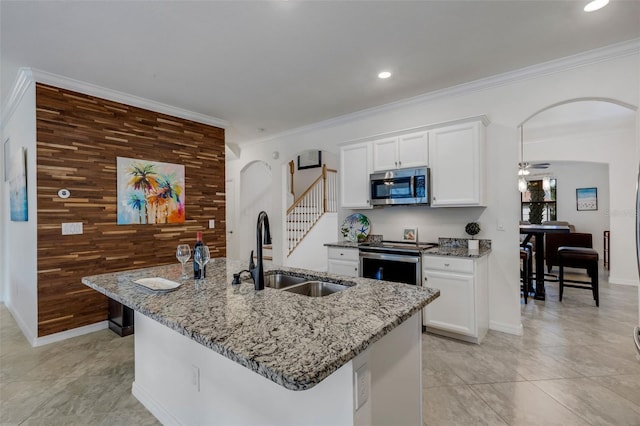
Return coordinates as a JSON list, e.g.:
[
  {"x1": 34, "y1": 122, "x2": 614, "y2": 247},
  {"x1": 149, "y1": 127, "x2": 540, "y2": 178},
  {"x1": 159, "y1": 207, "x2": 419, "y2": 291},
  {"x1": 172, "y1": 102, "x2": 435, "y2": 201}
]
[{"x1": 250, "y1": 211, "x2": 272, "y2": 290}]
